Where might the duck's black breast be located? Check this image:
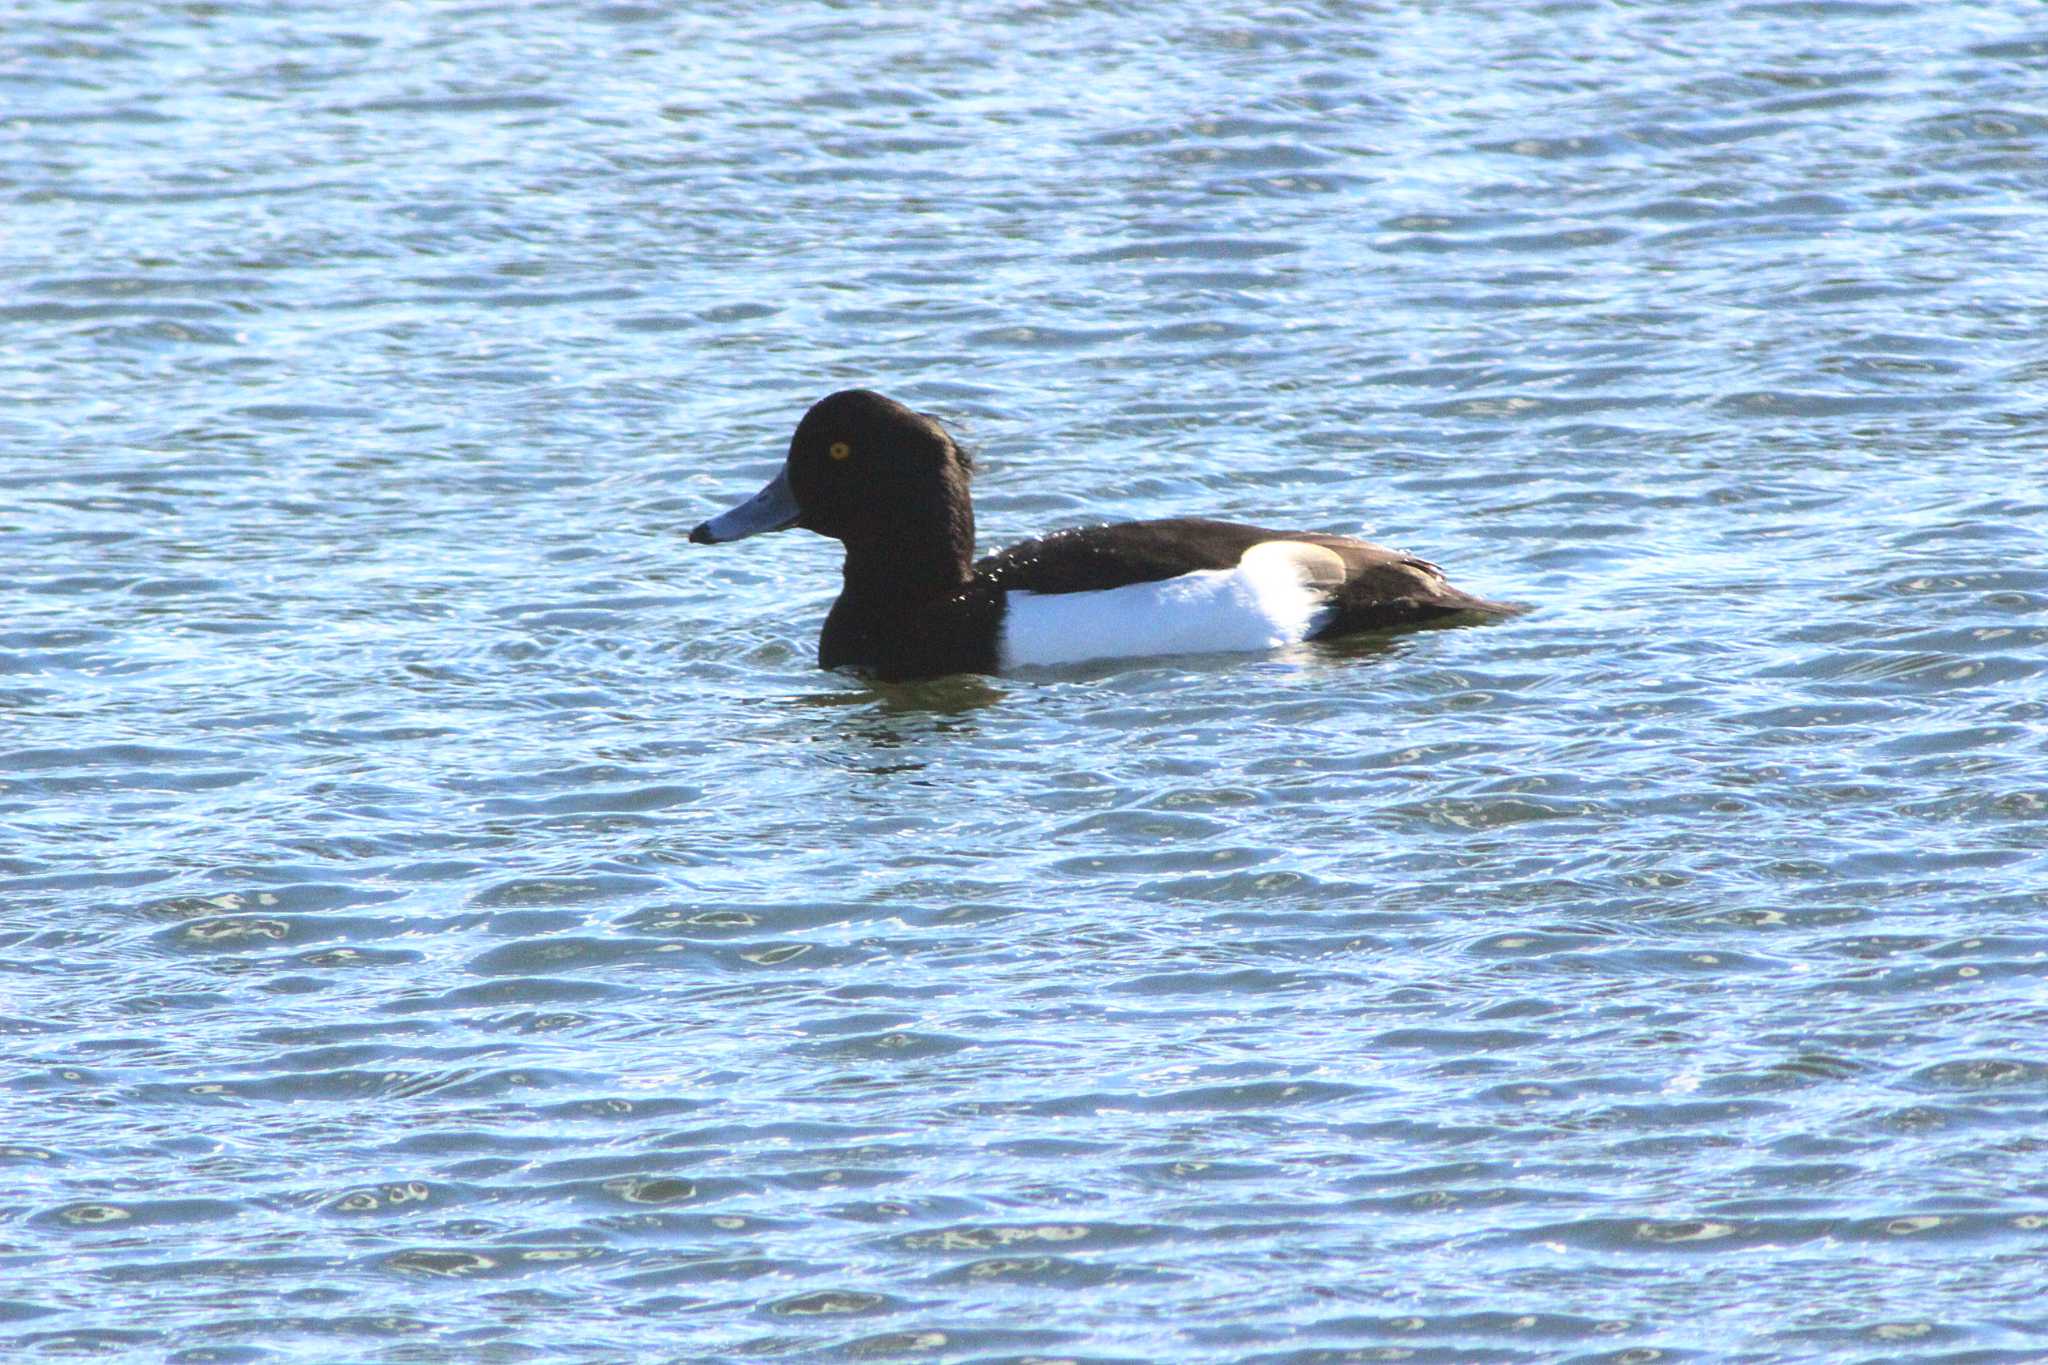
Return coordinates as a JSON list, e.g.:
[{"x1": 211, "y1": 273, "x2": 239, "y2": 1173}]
[{"x1": 818, "y1": 580, "x2": 1006, "y2": 681}]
